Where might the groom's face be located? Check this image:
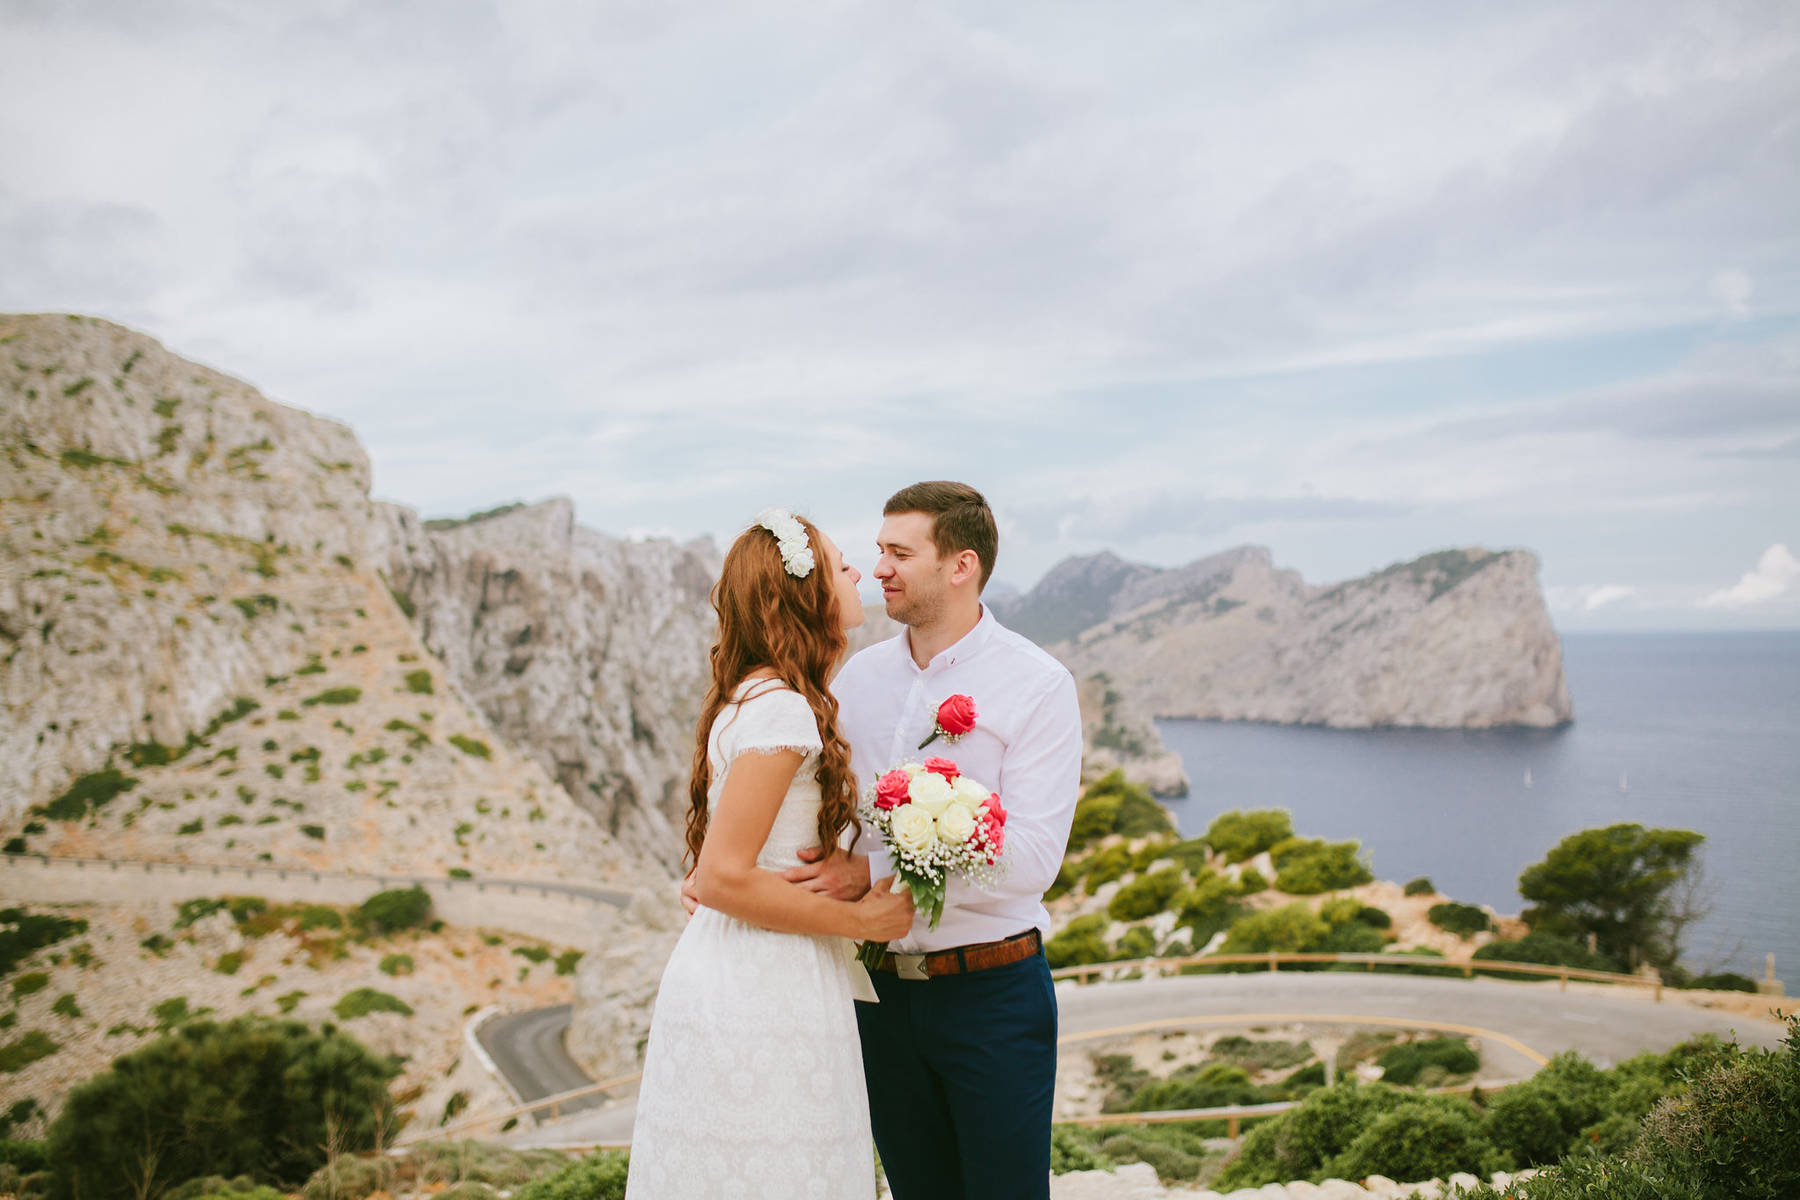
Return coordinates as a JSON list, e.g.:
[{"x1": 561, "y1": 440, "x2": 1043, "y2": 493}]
[{"x1": 875, "y1": 511, "x2": 950, "y2": 627}]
